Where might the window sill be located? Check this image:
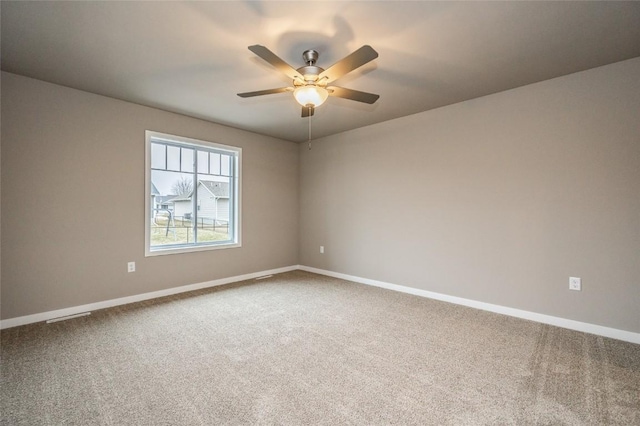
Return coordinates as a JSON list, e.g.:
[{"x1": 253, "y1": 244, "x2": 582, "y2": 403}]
[{"x1": 145, "y1": 242, "x2": 241, "y2": 257}]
